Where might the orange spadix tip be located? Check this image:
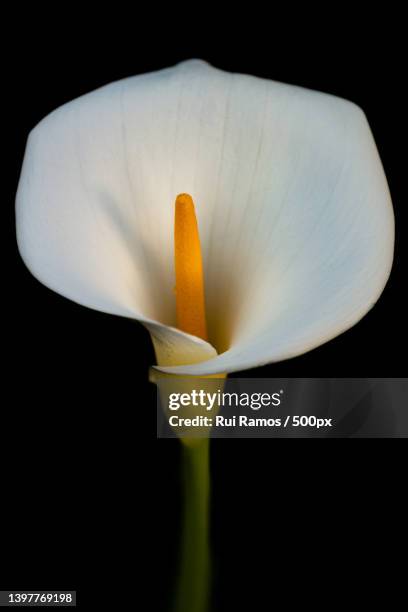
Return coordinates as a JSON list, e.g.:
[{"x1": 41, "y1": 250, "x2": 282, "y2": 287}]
[
  {"x1": 174, "y1": 193, "x2": 207, "y2": 341},
  {"x1": 176, "y1": 193, "x2": 194, "y2": 207}
]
